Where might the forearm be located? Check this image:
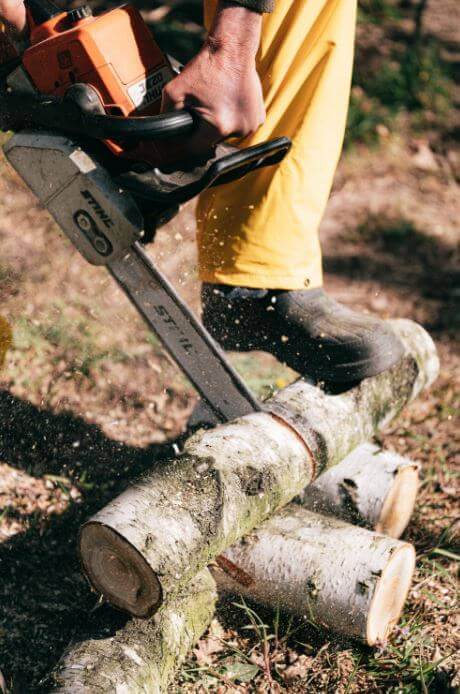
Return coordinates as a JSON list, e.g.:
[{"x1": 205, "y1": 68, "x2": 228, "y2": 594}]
[
  {"x1": 230, "y1": 0, "x2": 275, "y2": 13},
  {"x1": 208, "y1": 1, "x2": 263, "y2": 59},
  {"x1": 161, "y1": 0, "x2": 266, "y2": 147}
]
